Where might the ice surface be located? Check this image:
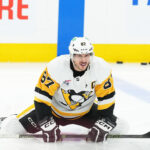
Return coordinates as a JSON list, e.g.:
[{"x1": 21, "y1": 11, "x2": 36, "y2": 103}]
[
  {"x1": 0, "y1": 62, "x2": 150, "y2": 149},
  {"x1": 0, "y1": 138, "x2": 150, "y2": 150}
]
